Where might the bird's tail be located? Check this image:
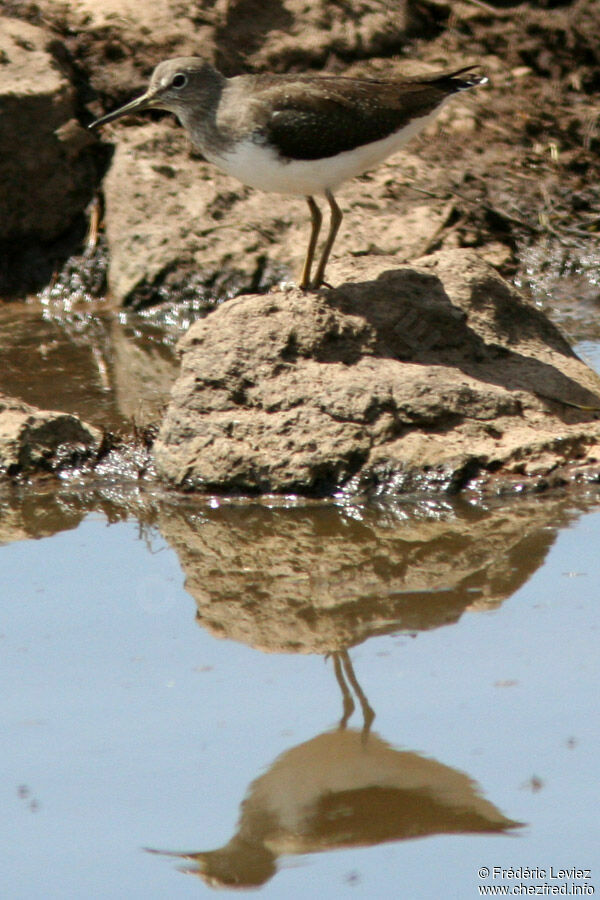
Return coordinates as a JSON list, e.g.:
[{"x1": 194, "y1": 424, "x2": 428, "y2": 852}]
[{"x1": 437, "y1": 65, "x2": 489, "y2": 91}]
